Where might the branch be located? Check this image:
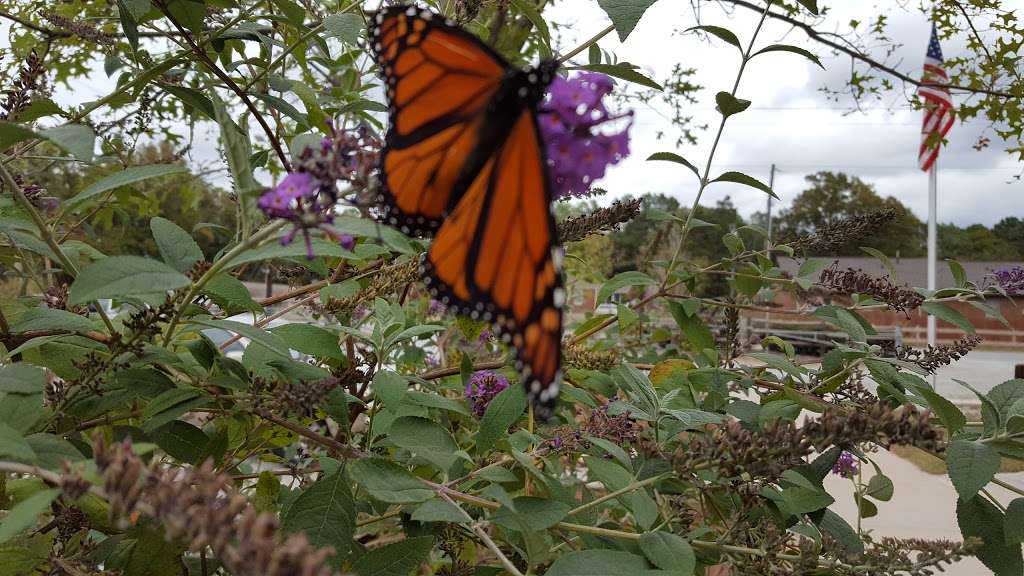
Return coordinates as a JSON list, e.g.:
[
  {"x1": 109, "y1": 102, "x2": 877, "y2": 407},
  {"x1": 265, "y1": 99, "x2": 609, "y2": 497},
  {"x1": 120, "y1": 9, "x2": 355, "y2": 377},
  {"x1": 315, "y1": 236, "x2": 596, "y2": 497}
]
[{"x1": 718, "y1": 0, "x2": 1016, "y2": 99}]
